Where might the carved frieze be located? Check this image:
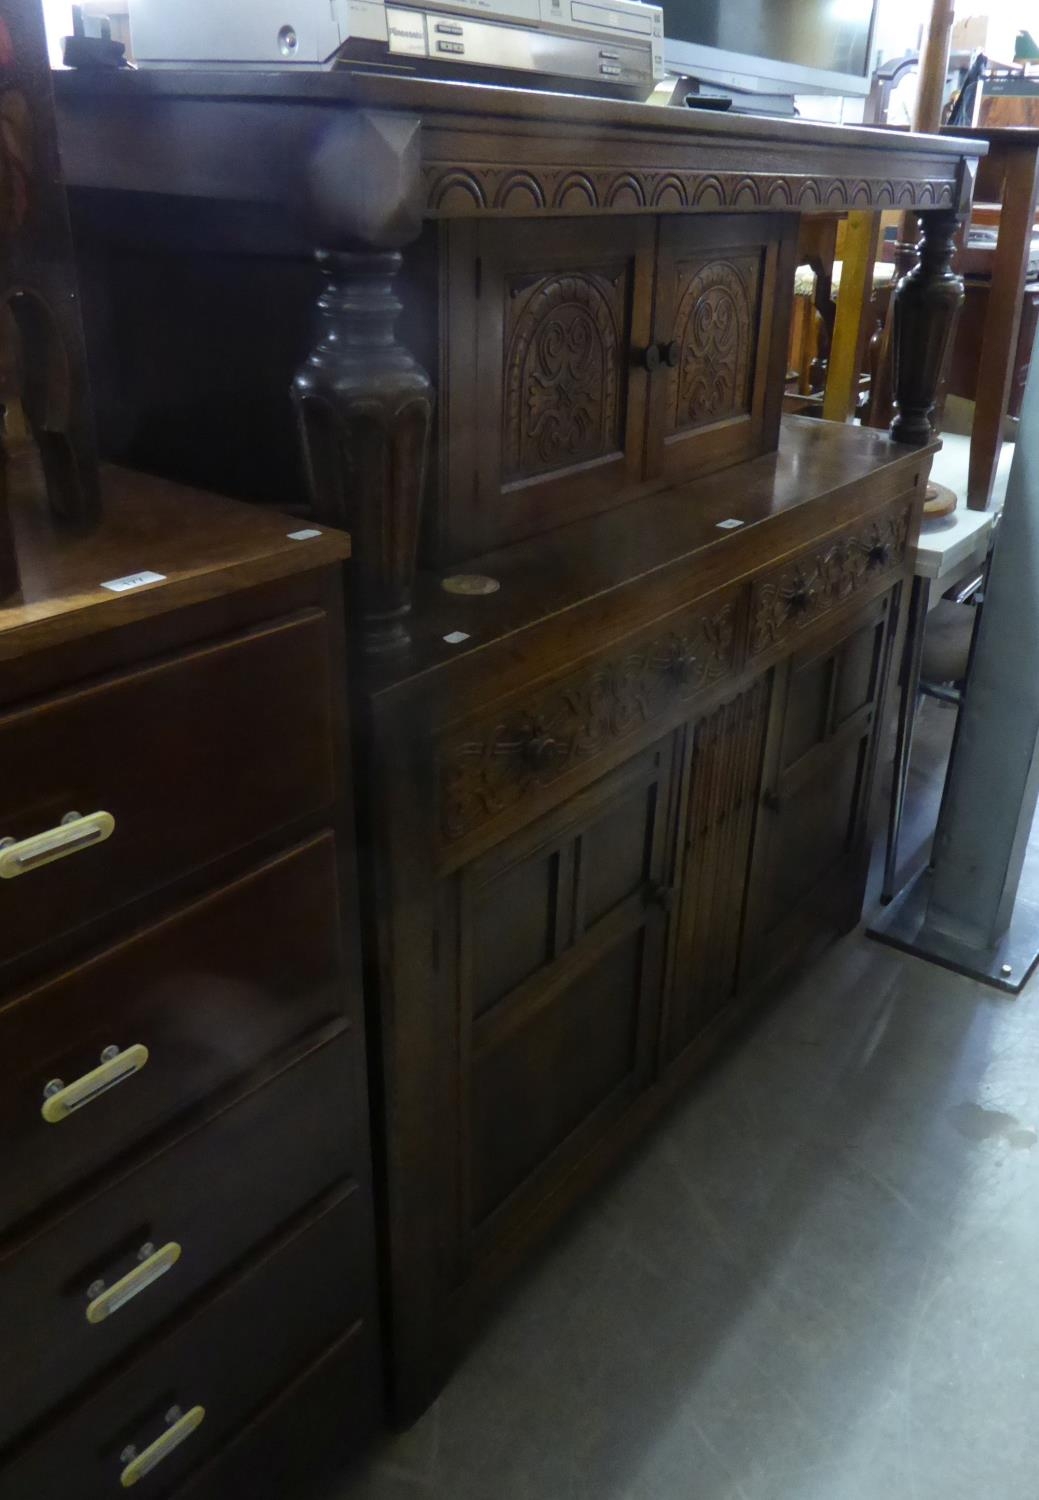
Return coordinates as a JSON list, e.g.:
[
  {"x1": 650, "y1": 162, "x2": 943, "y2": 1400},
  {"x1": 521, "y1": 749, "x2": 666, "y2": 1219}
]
[
  {"x1": 424, "y1": 165, "x2": 958, "y2": 218},
  {"x1": 440, "y1": 596, "x2": 740, "y2": 841},
  {"x1": 749, "y1": 501, "x2": 912, "y2": 656}
]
